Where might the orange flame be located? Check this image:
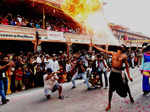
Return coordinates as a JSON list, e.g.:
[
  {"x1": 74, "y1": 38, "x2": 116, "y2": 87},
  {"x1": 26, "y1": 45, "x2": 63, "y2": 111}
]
[
  {"x1": 61, "y1": 0, "x2": 120, "y2": 45},
  {"x1": 61, "y1": 0, "x2": 102, "y2": 24}
]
